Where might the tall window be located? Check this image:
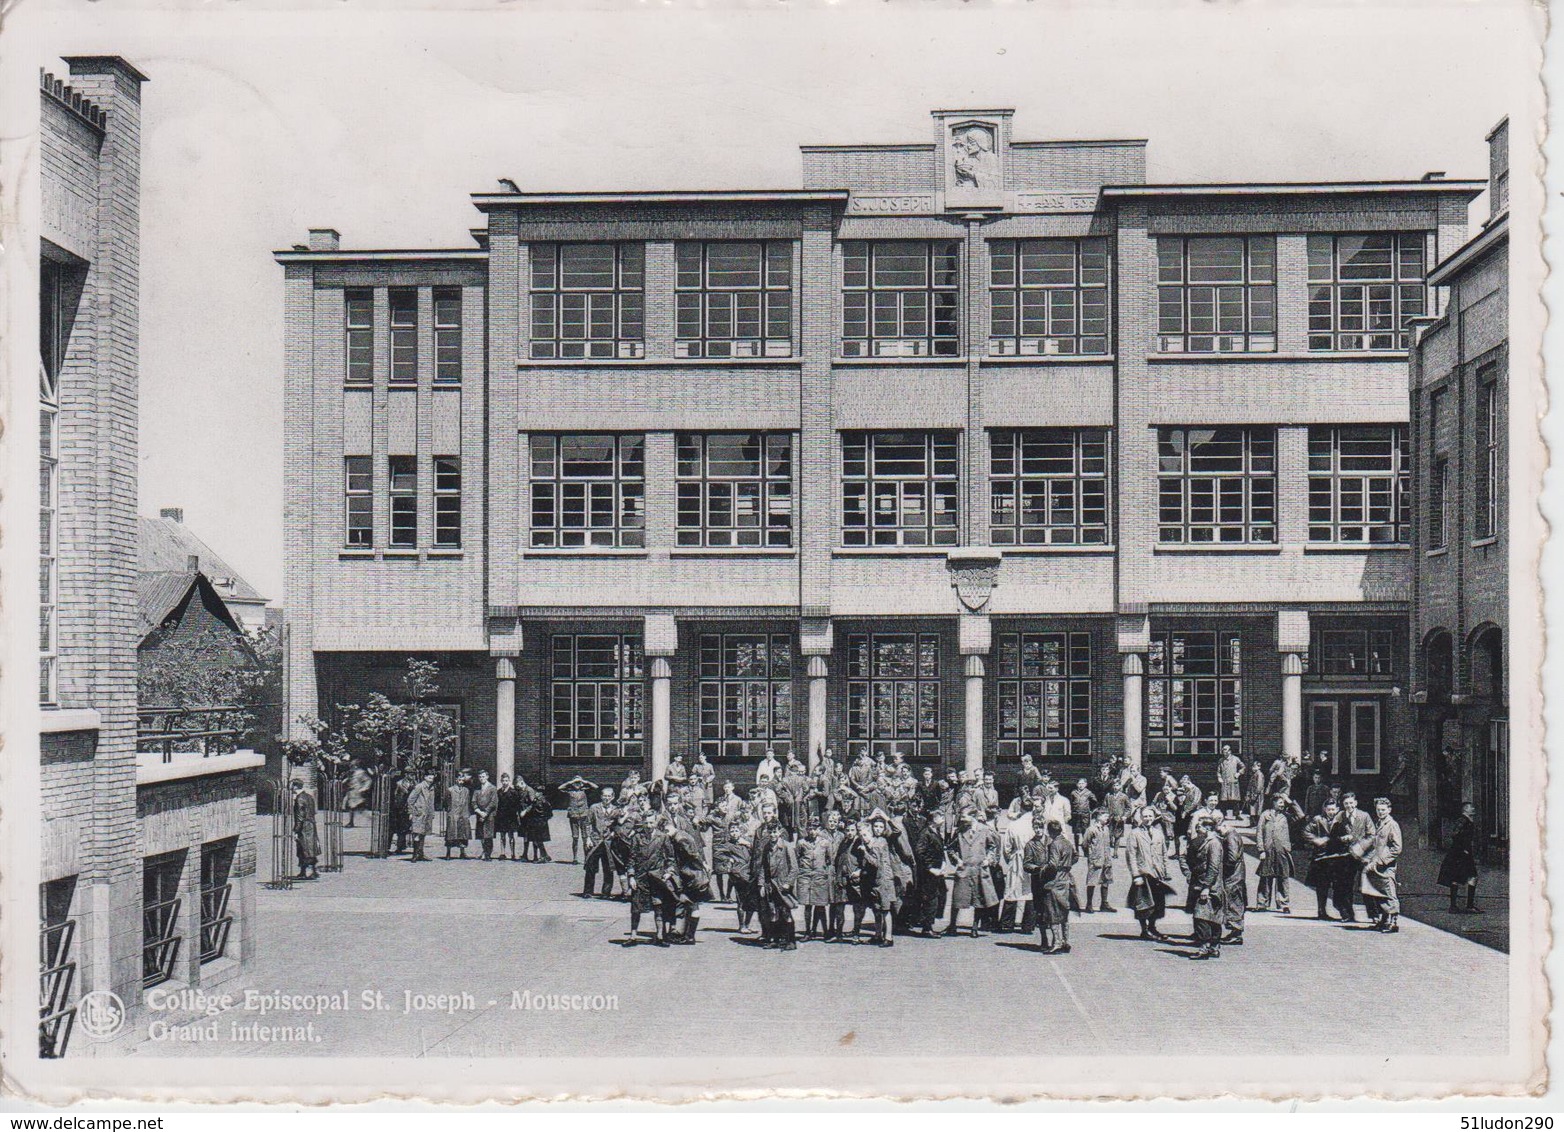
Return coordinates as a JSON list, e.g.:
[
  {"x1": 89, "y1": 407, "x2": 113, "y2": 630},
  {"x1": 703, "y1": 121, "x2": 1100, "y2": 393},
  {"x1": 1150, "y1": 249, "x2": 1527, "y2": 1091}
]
[
  {"x1": 1430, "y1": 457, "x2": 1449, "y2": 550},
  {"x1": 1157, "y1": 237, "x2": 1276, "y2": 353},
  {"x1": 676, "y1": 432, "x2": 792, "y2": 548},
  {"x1": 846, "y1": 632, "x2": 941, "y2": 760},
  {"x1": 344, "y1": 456, "x2": 372, "y2": 548},
  {"x1": 345, "y1": 288, "x2": 373, "y2": 385},
  {"x1": 434, "y1": 456, "x2": 461, "y2": 548},
  {"x1": 551, "y1": 634, "x2": 644, "y2": 760},
  {"x1": 1476, "y1": 370, "x2": 1501, "y2": 539},
  {"x1": 434, "y1": 288, "x2": 462, "y2": 384},
  {"x1": 40, "y1": 385, "x2": 58, "y2": 706},
  {"x1": 1158, "y1": 428, "x2": 1276, "y2": 544},
  {"x1": 39, "y1": 877, "x2": 77, "y2": 1059},
  {"x1": 842, "y1": 431, "x2": 959, "y2": 547},
  {"x1": 988, "y1": 238, "x2": 1109, "y2": 356},
  {"x1": 40, "y1": 258, "x2": 77, "y2": 706},
  {"x1": 530, "y1": 434, "x2": 645, "y2": 548},
  {"x1": 1308, "y1": 622, "x2": 1402, "y2": 679},
  {"x1": 841, "y1": 240, "x2": 960, "y2": 358},
  {"x1": 388, "y1": 456, "x2": 417, "y2": 547},
  {"x1": 389, "y1": 289, "x2": 417, "y2": 384},
  {"x1": 1307, "y1": 233, "x2": 1427, "y2": 351},
  {"x1": 199, "y1": 839, "x2": 236, "y2": 964},
  {"x1": 995, "y1": 632, "x2": 1092, "y2": 761},
  {"x1": 142, "y1": 852, "x2": 185, "y2": 989},
  {"x1": 698, "y1": 633, "x2": 793, "y2": 759},
  {"x1": 675, "y1": 242, "x2": 792, "y2": 358},
  {"x1": 530, "y1": 243, "x2": 645, "y2": 359},
  {"x1": 1146, "y1": 630, "x2": 1243, "y2": 759},
  {"x1": 990, "y1": 429, "x2": 1110, "y2": 546},
  {"x1": 1307, "y1": 426, "x2": 1410, "y2": 544}
]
